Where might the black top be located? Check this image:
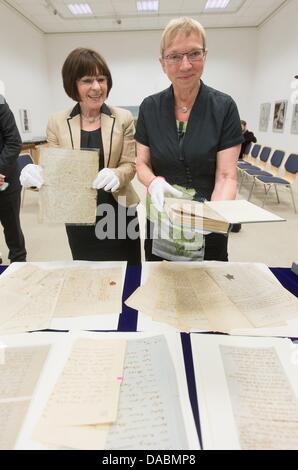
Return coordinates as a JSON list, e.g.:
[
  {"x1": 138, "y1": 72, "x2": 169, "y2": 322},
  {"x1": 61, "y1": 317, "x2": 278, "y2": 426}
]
[
  {"x1": 81, "y1": 127, "x2": 104, "y2": 171},
  {"x1": 0, "y1": 95, "x2": 22, "y2": 194},
  {"x1": 80, "y1": 128, "x2": 117, "y2": 209},
  {"x1": 135, "y1": 81, "x2": 243, "y2": 200}
]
